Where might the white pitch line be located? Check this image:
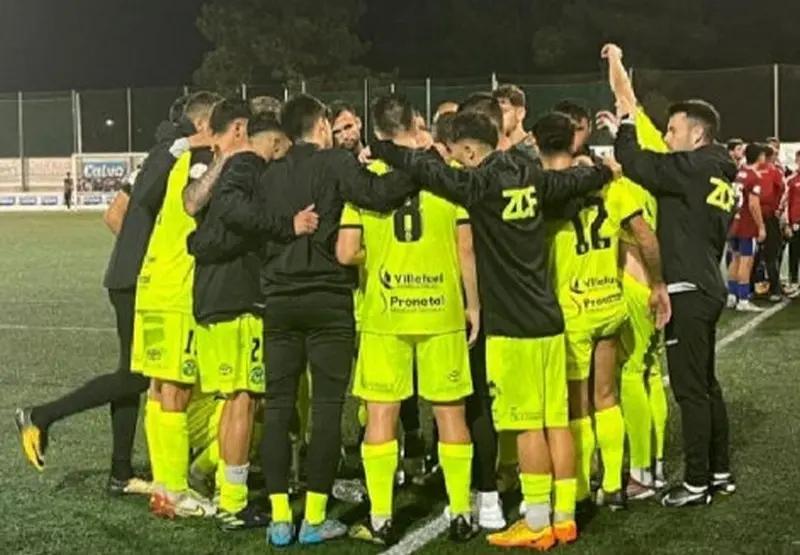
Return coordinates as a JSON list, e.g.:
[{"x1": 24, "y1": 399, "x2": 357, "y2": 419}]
[
  {"x1": 384, "y1": 299, "x2": 791, "y2": 555},
  {"x1": 0, "y1": 323, "x2": 114, "y2": 333}
]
